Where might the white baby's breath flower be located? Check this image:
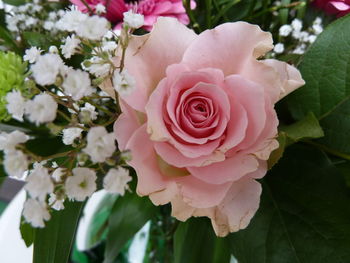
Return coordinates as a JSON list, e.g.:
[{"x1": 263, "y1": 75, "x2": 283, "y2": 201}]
[
  {"x1": 101, "y1": 40, "x2": 118, "y2": 52},
  {"x1": 4, "y1": 150, "x2": 28, "y2": 179},
  {"x1": 83, "y1": 56, "x2": 111, "y2": 77},
  {"x1": 23, "y1": 199, "x2": 50, "y2": 228},
  {"x1": 291, "y1": 18, "x2": 302, "y2": 32},
  {"x1": 48, "y1": 193, "x2": 65, "y2": 211},
  {"x1": 123, "y1": 10, "x2": 144, "y2": 29},
  {"x1": 80, "y1": 102, "x2": 98, "y2": 121},
  {"x1": 51, "y1": 167, "x2": 65, "y2": 182},
  {"x1": 293, "y1": 44, "x2": 307, "y2": 55},
  {"x1": 61, "y1": 34, "x2": 81, "y2": 59},
  {"x1": 6, "y1": 91, "x2": 26, "y2": 121},
  {"x1": 62, "y1": 69, "x2": 93, "y2": 100},
  {"x1": 31, "y1": 53, "x2": 63, "y2": 86},
  {"x1": 103, "y1": 167, "x2": 132, "y2": 195},
  {"x1": 49, "y1": 45, "x2": 59, "y2": 54},
  {"x1": 56, "y1": 9, "x2": 88, "y2": 32},
  {"x1": 279, "y1": 24, "x2": 292, "y2": 37},
  {"x1": 113, "y1": 69, "x2": 136, "y2": 96},
  {"x1": 0, "y1": 130, "x2": 29, "y2": 152},
  {"x1": 312, "y1": 24, "x2": 323, "y2": 35},
  {"x1": 76, "y1": 15, "x2": 109, "y2": 40},
  {"x1": 273, "y1": 43, "x2": 284, "y2": 54},
  {"x1": 95, "y1": 3, "x2": 106, "y2": 14},
  {"x1": 25, "y1": 17, "x2": 37, "y2": 27},
  {"x1": 308, "y1": 35, "x2": 317, "y2": 43},
  {"x1": 25, "y1": 163, "x2": 54, "y2": 201},
  {"x1": 83, "y1": 126, "x2": 116, "y2": 163},
  {"x1": 25, "y1": 93, "x2": 58, "y2": 125},
  {"x1": 65, "y1": 167, "x2": 96, "y2": 201},
  {"x1": 44, "y1": 20, "x2": 55, "y2": 31},
  {"x1": 62, "y1": 127, "x2": 83, "y2": 145},
  {"x1": 23, "y1": 47, "x2": 42, "y2": 63}
]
